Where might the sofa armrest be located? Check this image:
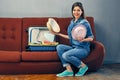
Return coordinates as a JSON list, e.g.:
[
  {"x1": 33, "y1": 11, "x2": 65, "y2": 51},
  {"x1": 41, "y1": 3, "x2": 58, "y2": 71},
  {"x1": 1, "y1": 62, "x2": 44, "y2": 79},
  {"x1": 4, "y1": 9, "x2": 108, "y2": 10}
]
[
  {"x1": 85, "y1": 41, "x2": 105, "y2": 61},
  {"x1": 83, "y1": 41, "x2": 105, "y2": 71}
]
